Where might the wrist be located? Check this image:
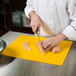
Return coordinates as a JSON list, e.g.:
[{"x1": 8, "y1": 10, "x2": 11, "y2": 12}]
[
  {"x1": 29, "y1": 11, "x2": 36, "y2": 18},
  {"x1": 56, "y1": 33, "x2": 67, "y2": 41}
]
